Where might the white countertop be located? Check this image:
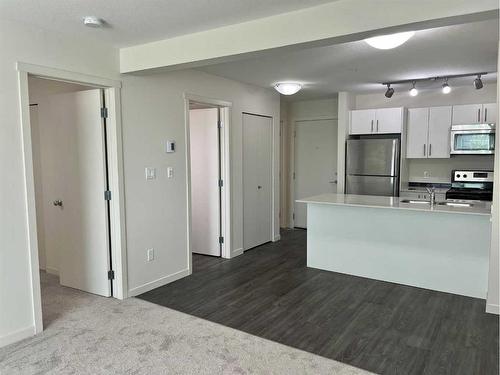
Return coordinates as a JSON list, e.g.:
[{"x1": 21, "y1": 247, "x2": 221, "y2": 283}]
[{"x1": 297, "y1": 193, "x2": 492, "y2": 216}]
